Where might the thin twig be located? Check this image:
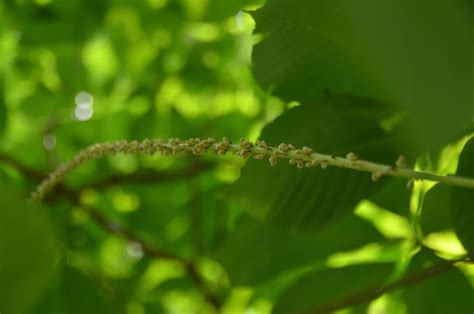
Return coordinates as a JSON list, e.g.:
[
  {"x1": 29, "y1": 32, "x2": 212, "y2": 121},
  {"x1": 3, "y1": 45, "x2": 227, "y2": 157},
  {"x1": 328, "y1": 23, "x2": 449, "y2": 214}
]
[
  {"x1": 0, "y1": 152, "x2": 45, "y2": 181},
  {"x1": 44, "y1": 161, "x2": 213, "y2": 203},
  {"x1": 301, "y1": 255, "x2": 471, "y2": 314},
  {"x1": 0, "y1": 153, "x2": 221, "y2": 310},
  {"x1": 82, "y1": 160, "x2": 213, "y2": 190},
  {"x1": 29, "y1": 137, "x2": 474, "y2": 203},
  {"x1": 81, "y1": 206, "x2": 222, "y2": 310},
  {"x1": 83, "y1": 206, "x2": 184, "y2": 261}
]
